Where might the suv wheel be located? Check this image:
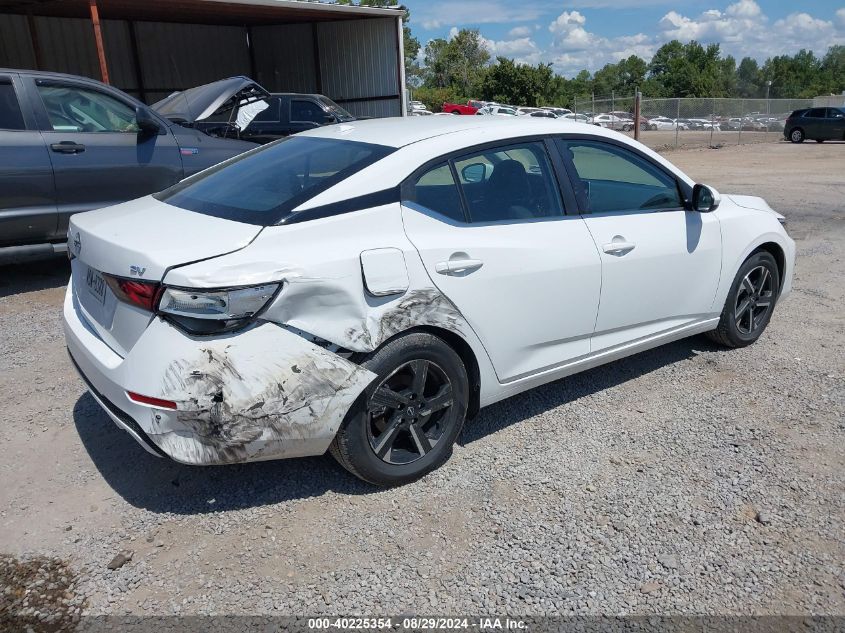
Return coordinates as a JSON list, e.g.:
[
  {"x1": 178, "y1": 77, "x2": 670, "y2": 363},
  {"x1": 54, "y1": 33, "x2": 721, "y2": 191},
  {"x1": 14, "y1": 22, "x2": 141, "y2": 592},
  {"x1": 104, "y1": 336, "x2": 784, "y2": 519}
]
[
  {"x1": 330, "y1": 333, "x2": 469, "y2": 486},
  {"x1": 789, "y1": 128, "x2": 804, "y2": 143}
]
